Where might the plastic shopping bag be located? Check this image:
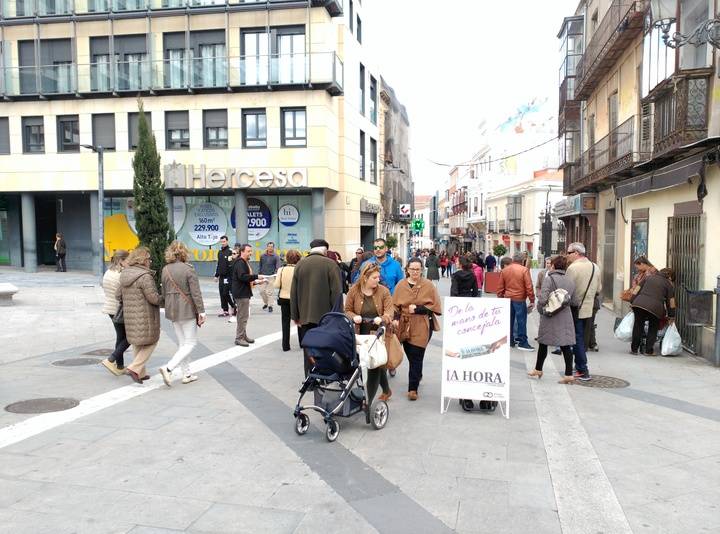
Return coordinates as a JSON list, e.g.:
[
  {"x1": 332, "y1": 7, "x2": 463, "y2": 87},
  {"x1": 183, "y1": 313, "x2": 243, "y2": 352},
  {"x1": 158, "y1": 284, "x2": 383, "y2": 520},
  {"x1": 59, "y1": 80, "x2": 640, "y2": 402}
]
[
  {"x1": 661, "y1": 323, "x2": 682, "y2": 356},
  {"x1": 614, "y1": 312, "x2": 634, "y2": 342}
]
